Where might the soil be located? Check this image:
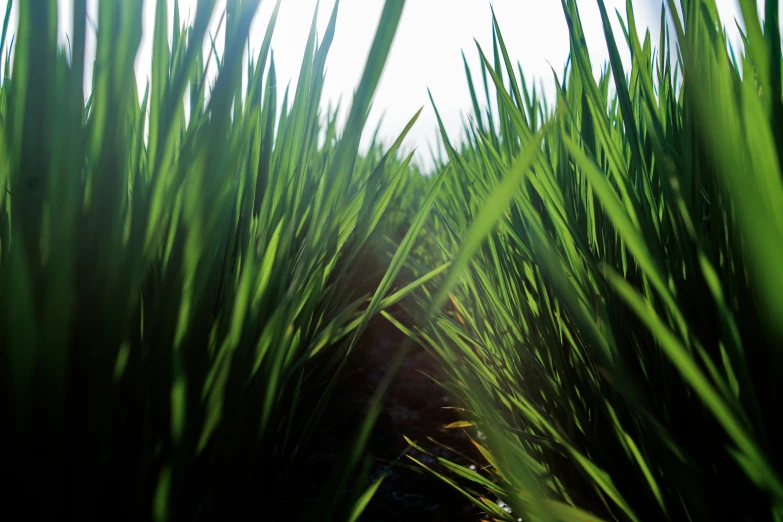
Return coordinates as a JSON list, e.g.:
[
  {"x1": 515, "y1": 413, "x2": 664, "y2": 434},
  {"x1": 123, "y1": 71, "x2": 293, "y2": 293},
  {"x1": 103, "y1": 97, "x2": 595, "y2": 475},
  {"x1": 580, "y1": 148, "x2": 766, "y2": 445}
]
[{"x1": 302, "y1": 314, "x2": 484, "y2": 521}]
